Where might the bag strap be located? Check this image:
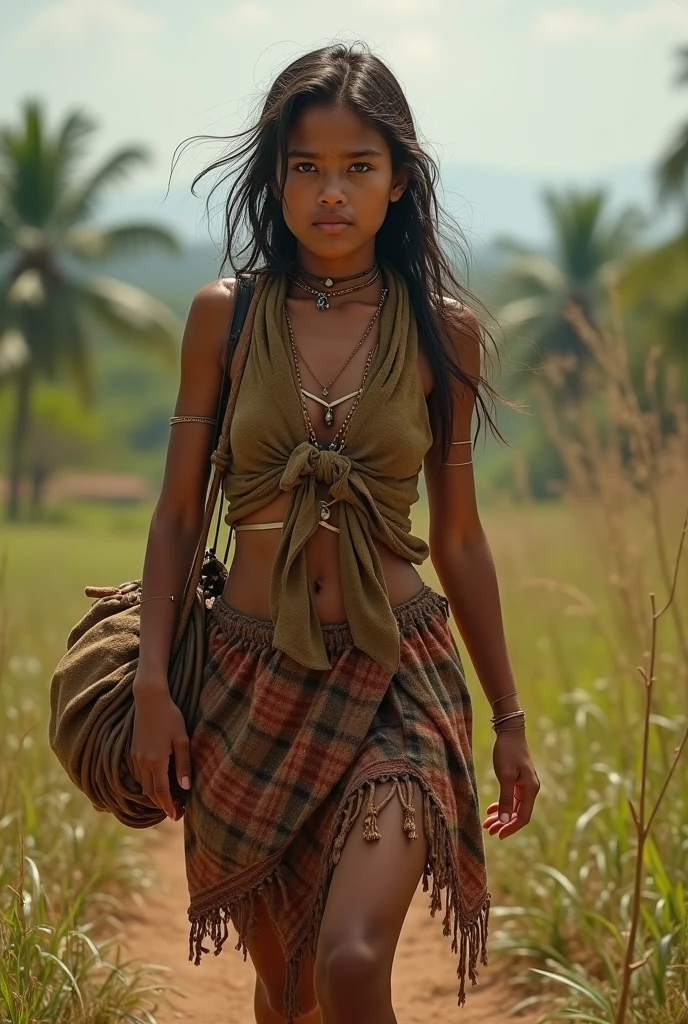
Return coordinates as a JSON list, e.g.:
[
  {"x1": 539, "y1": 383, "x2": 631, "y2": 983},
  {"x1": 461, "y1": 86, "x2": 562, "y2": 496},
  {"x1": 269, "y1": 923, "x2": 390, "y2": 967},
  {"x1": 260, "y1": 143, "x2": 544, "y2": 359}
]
[
  {"x1": 208, "y1": 274, "x2": 255, "y2": 556},
  {"x1": 169, "y1": 272, "x2": 259, "y2": 659},
  {"x1": 212, "y1": 274, "x2": 255, "y2": 456}
]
